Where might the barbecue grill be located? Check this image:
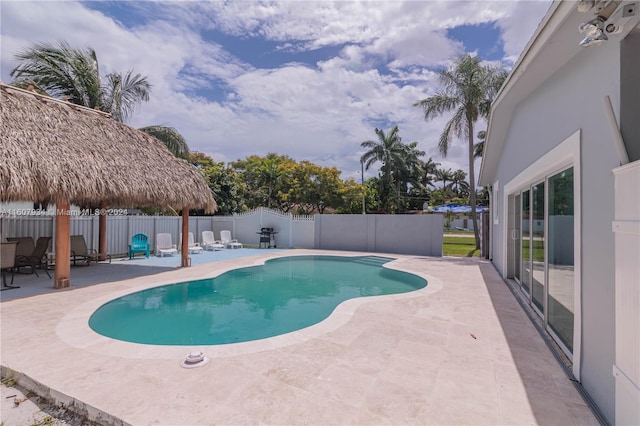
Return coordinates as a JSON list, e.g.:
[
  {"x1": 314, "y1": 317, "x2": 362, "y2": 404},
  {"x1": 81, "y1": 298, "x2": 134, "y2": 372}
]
[{"x1": 257, "y1": 227, "x2": 278, "y2": 248}]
